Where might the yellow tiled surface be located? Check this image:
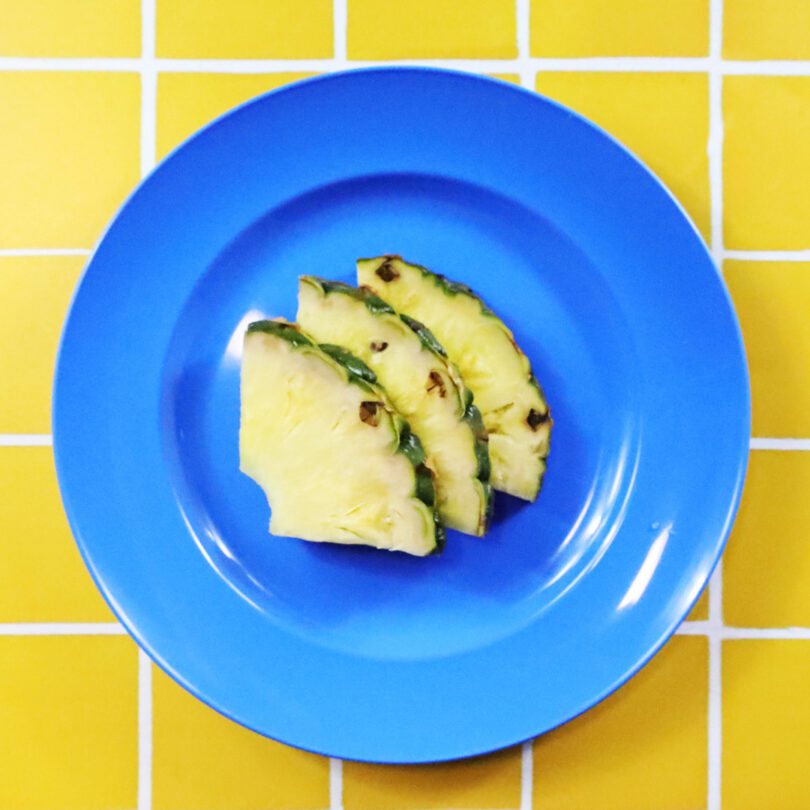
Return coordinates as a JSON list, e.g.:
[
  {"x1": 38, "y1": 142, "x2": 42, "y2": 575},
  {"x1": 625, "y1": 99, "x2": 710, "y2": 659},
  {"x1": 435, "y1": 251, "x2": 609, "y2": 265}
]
[
  {"x1": 536, "y1": 72, "x2": 711, "y2": 240},
  {"x1": 0, "y1": 446, "x2": 113, "y2": 622},
  {"x1": 0, "y1": 0, "x2": 140, "y2": 57},
  {"x1": 153, "y1": 667, "x2": 329, "y2": 809},
  {"x1": 3, "y1": 3, "x2": 810, "y2": 808},
  {"x1": 724, "y1": 451, "x2": 810, "y2": 628},
  {"x1": 724, "y1": 76, "x2": 810, "y2": 250},
  {"x1": 724, "y1": 0, "x2": 810, "y2": 60},
  {"x1": 724, "y1": 640, "x2": 810, "y2": 809},
  {"x1": 157, "y1": 0, "x2": 333, "y2": 58},
  {"x1": 348, "y1": 0, "x2": 517, "y2": 59},
  {"x1": 0, "y1": 635, "x2": 138, "y2": 809},
  {"x1": 0, "y1": 256, "x2": 83, "y2": 432},
  {"x1": 157, "y1": 72, "x2": 315, "y2": 159},
  {"x1": 531, "y1": 0, "x2": 709, "y2": 56},
  {"x1": 344, "y1": 748, "x2": 522, "y2": 809},
  {"x1": 0, "y1": 72, "x2": 140, "y2": 248},
  {"x1": 725, "y1": 260, "x2": 810, "y2": 437},
  {"x1": 533, "y1": 636, "x2": 708, "y2": 810}
]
